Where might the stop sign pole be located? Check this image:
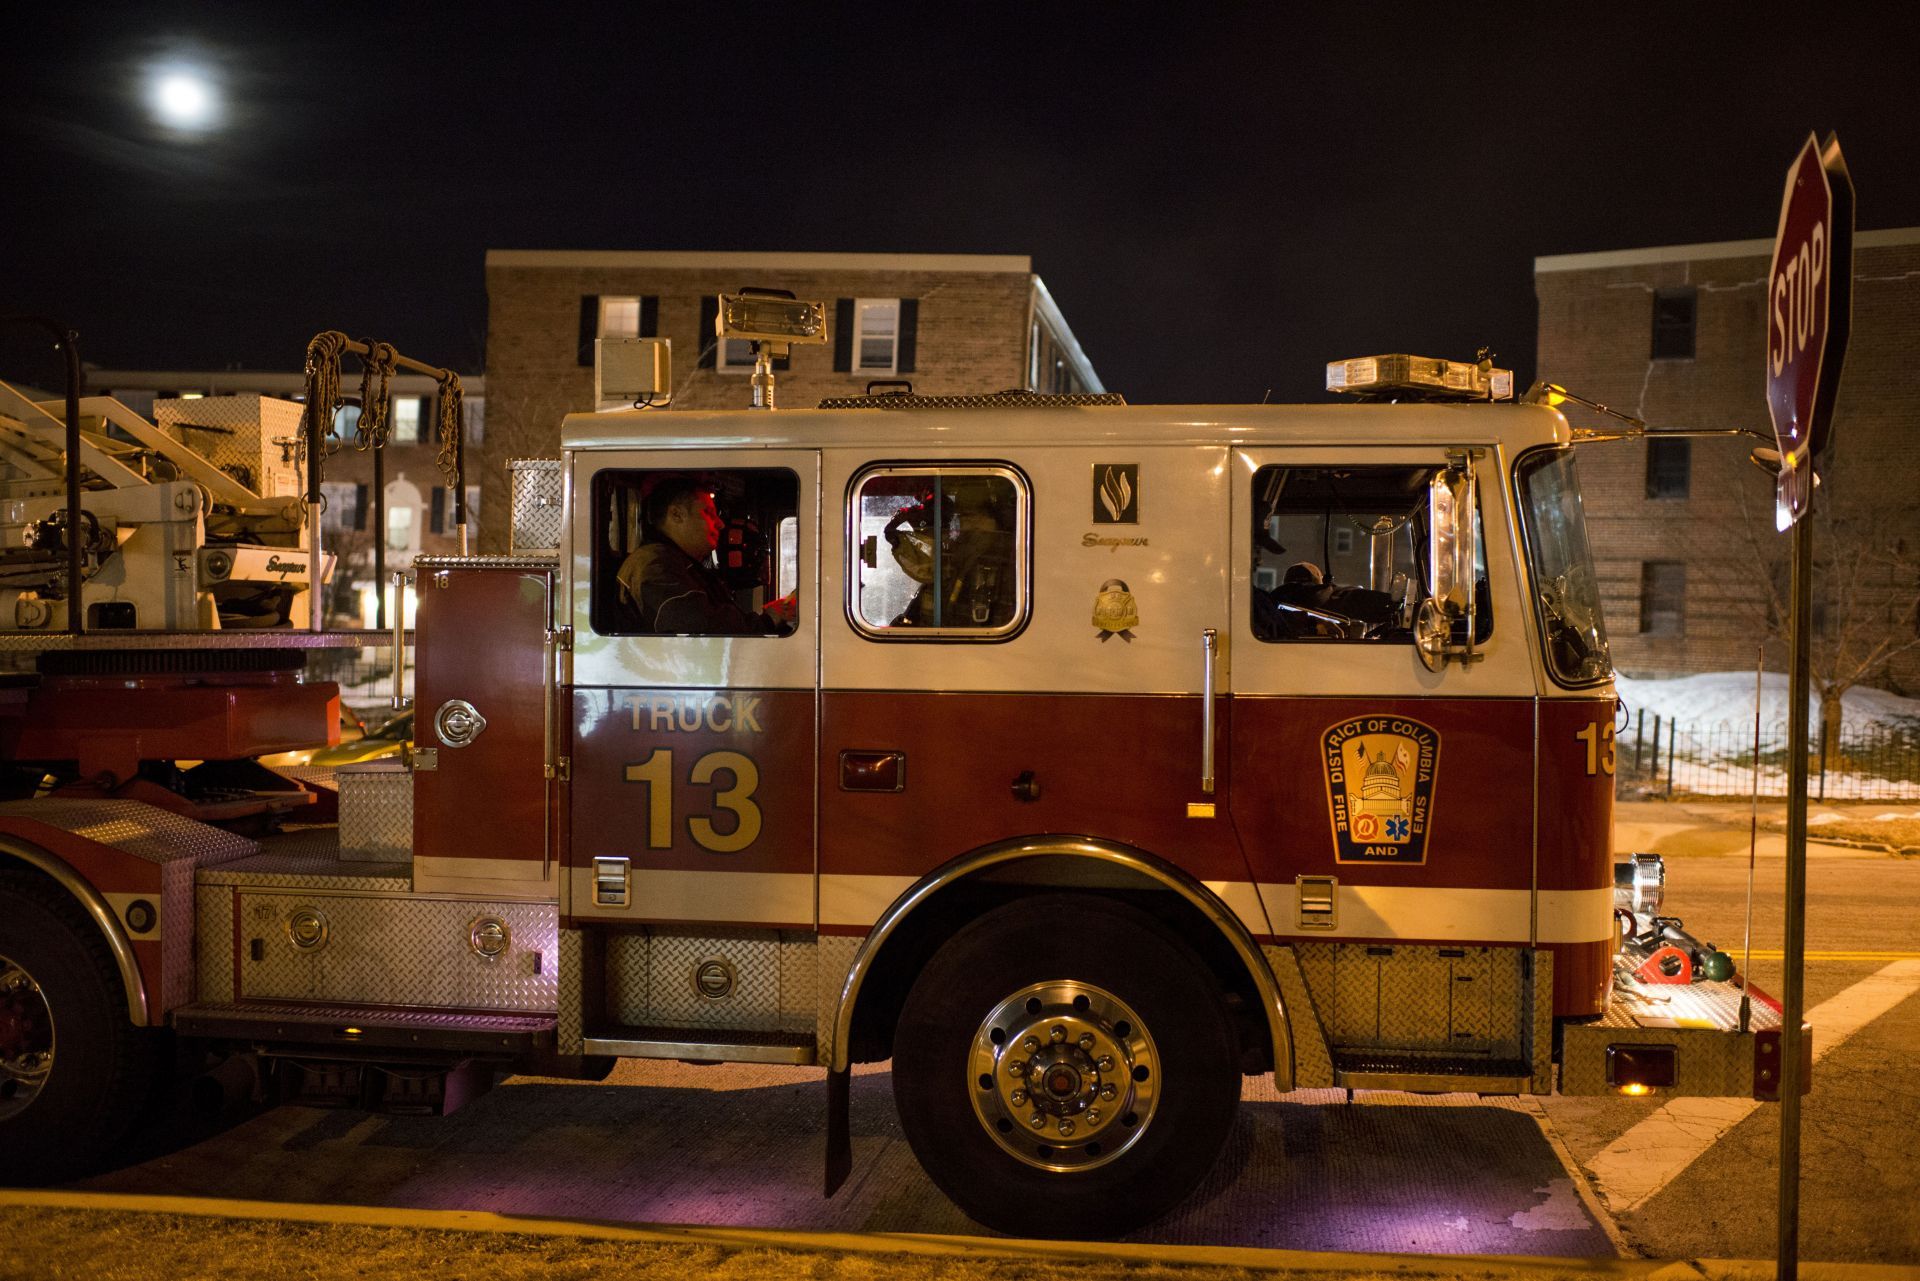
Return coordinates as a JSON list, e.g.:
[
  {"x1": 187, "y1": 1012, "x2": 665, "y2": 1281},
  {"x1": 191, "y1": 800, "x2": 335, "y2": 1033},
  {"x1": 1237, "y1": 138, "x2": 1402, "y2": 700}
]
[{"x1": 1767, "y1": 131, "x2": 1853, "y2": 1281}]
